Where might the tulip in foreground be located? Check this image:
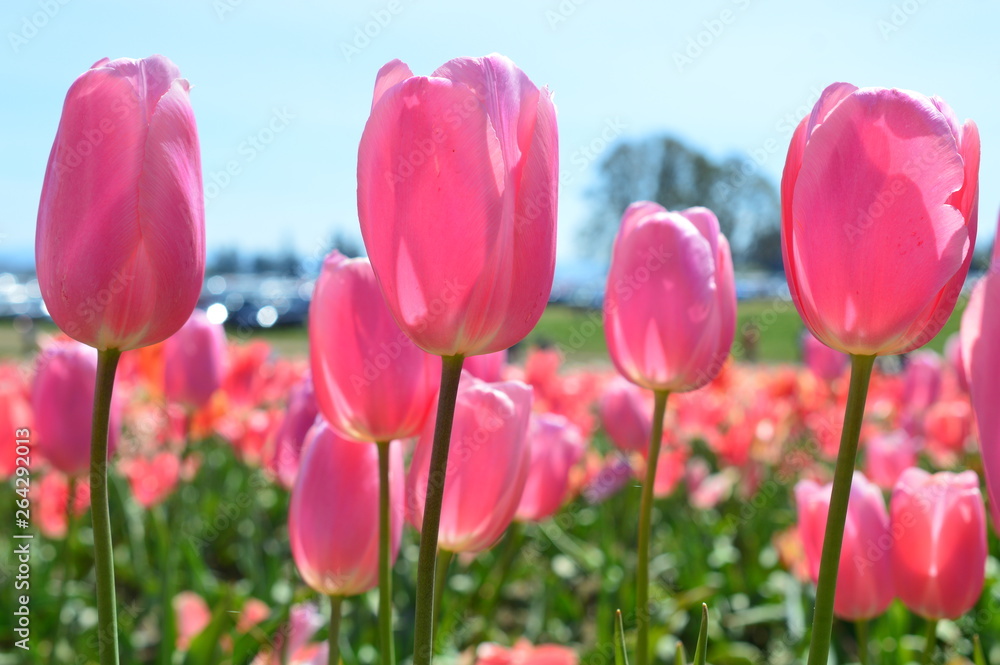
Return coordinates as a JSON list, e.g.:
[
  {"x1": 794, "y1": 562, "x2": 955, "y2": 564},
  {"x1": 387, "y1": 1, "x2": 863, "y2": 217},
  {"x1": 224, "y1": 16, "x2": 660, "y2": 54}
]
[
  {"x1": 780, "y1": 82, "x2": 978, "y2": 665},
  {"x1": 358, "y1": 53, "x2": 558, "y2": 665}
]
